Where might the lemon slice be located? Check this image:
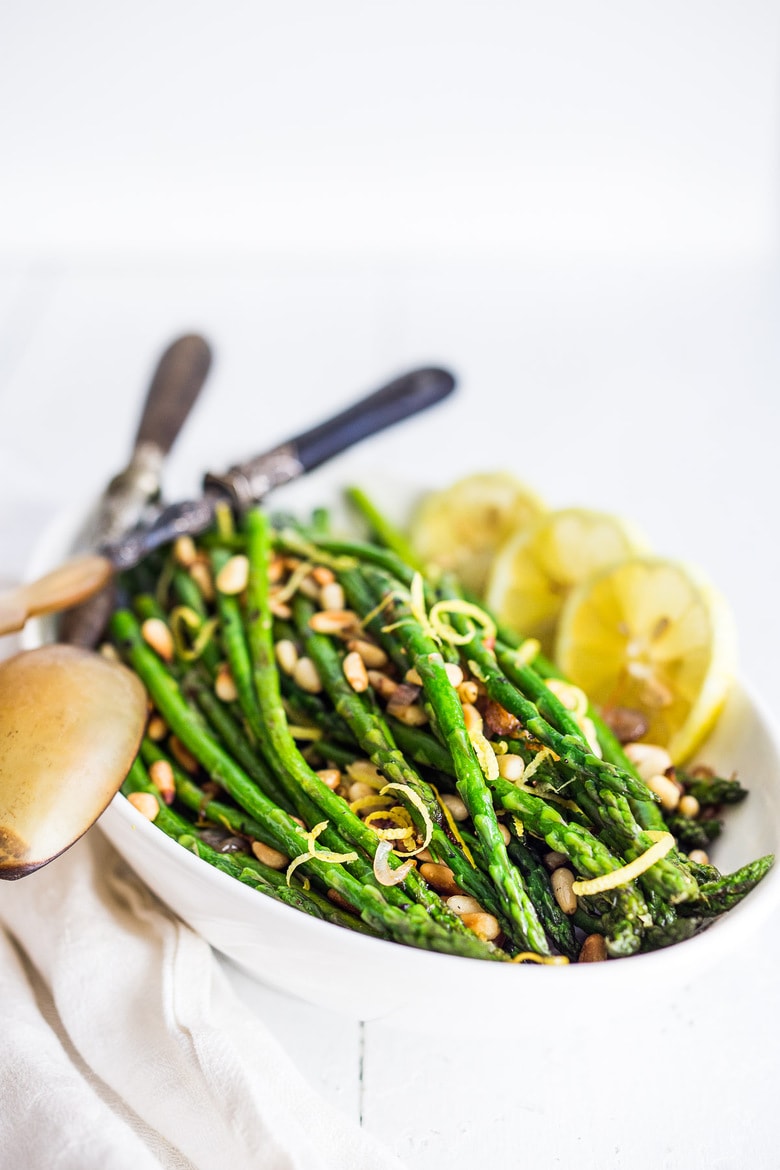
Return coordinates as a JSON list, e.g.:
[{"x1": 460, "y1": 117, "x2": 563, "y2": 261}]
[
  {"x1": 555, "y1": 557, "x2": 737, "y2": 764},
  {"x1": 485, "y1": 508, "x2": 644, "y2": 653},
  {"x1": 409, "y1": 472, "x2": 545, "y2": 595}
]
